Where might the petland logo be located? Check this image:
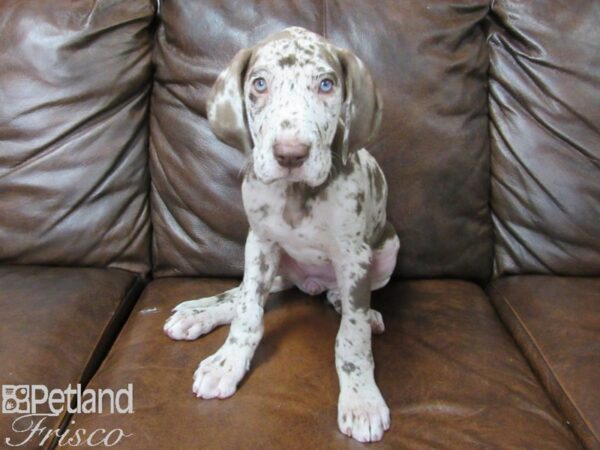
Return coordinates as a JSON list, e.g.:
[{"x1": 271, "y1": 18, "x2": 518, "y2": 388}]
[{"x1": 2, "y1": 384, "x2": 133, "y2": 447}]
